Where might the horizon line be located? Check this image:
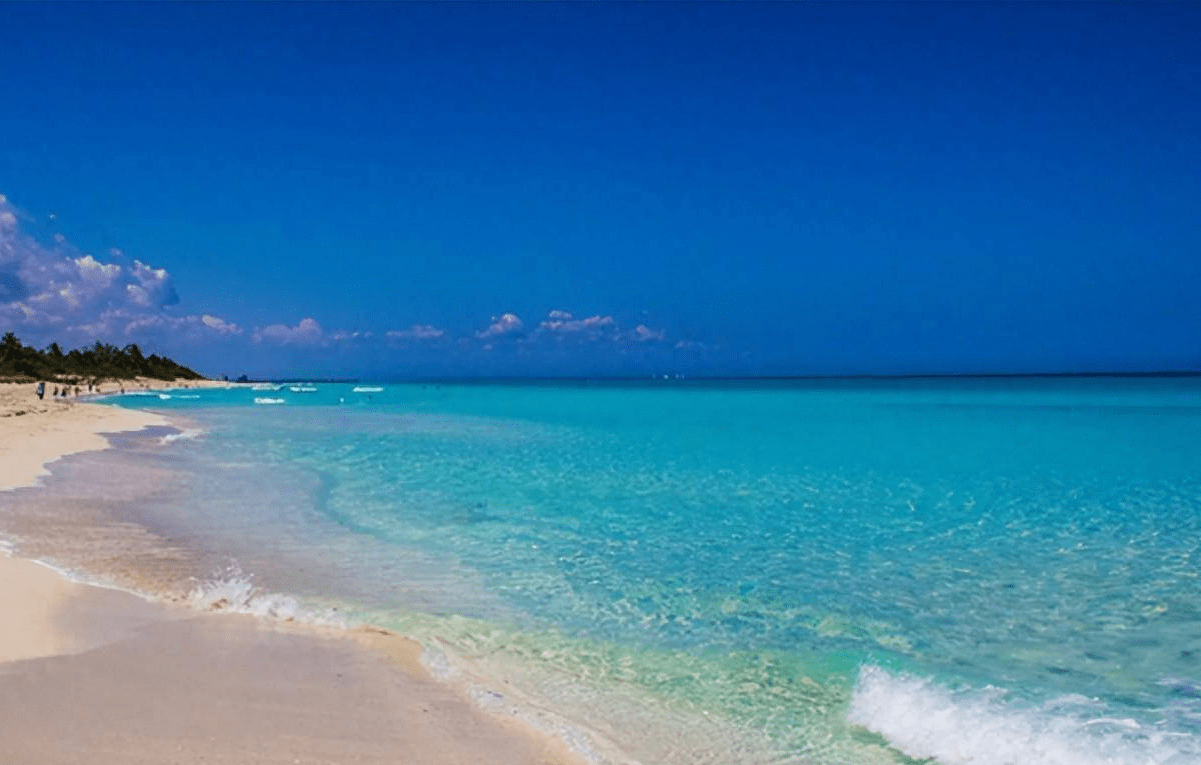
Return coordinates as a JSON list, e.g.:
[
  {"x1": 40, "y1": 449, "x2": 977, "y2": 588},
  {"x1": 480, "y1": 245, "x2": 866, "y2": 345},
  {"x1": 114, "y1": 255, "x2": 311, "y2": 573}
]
[{"x1": 237, "y1": 369, "x2": 1201, "y2": 384}]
